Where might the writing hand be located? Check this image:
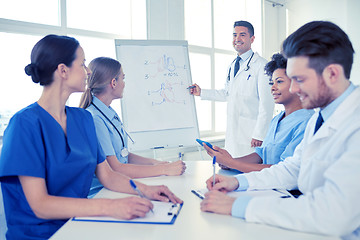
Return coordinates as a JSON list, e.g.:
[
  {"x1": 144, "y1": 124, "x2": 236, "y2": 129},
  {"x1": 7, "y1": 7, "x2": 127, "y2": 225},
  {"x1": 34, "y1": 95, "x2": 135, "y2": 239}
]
[
  {"x1": 200, "y1": 190, "x2": 235, "y2": 215},
  {"x1": 205, "y1": 174, "x2": 239, "y2": 193},
  {"x1": 110, "y1": 197, "x2": 153, "y2": 220},
  {"x1": 143, "y1": 185, "x2": 183, "y2": 204}
]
